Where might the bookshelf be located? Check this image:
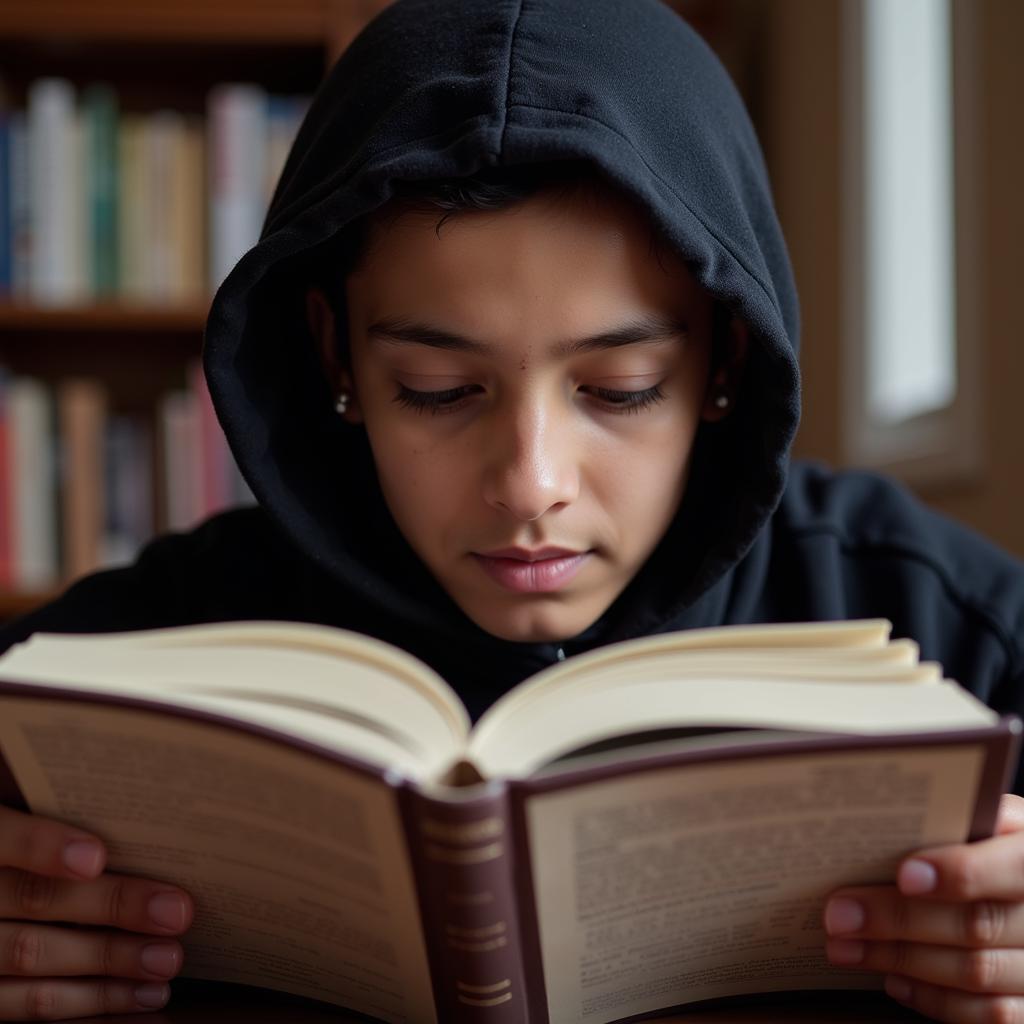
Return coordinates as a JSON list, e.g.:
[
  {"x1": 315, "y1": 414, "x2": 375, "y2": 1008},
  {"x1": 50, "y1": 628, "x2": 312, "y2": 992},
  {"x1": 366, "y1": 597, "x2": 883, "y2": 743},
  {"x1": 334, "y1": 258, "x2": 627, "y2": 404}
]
[
  {"x1": 0, "y1": 1, "x2": 395, "y2": 620},
  {"x1": 0, "y1": 0, "x2": 739, "y2": 623}
]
